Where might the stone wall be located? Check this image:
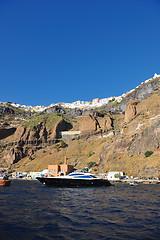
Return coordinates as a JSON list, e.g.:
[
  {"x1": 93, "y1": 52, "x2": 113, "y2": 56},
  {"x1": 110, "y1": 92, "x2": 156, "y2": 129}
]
[{"x1": 59, "y1": 131, "x2": 81, "y2": 139}]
